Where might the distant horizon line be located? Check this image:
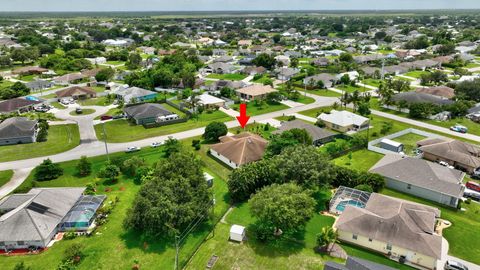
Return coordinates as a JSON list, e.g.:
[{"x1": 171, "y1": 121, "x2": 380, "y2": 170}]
[{"x1": 0, "y1": 9, "x2": 479, "y2": 13}]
